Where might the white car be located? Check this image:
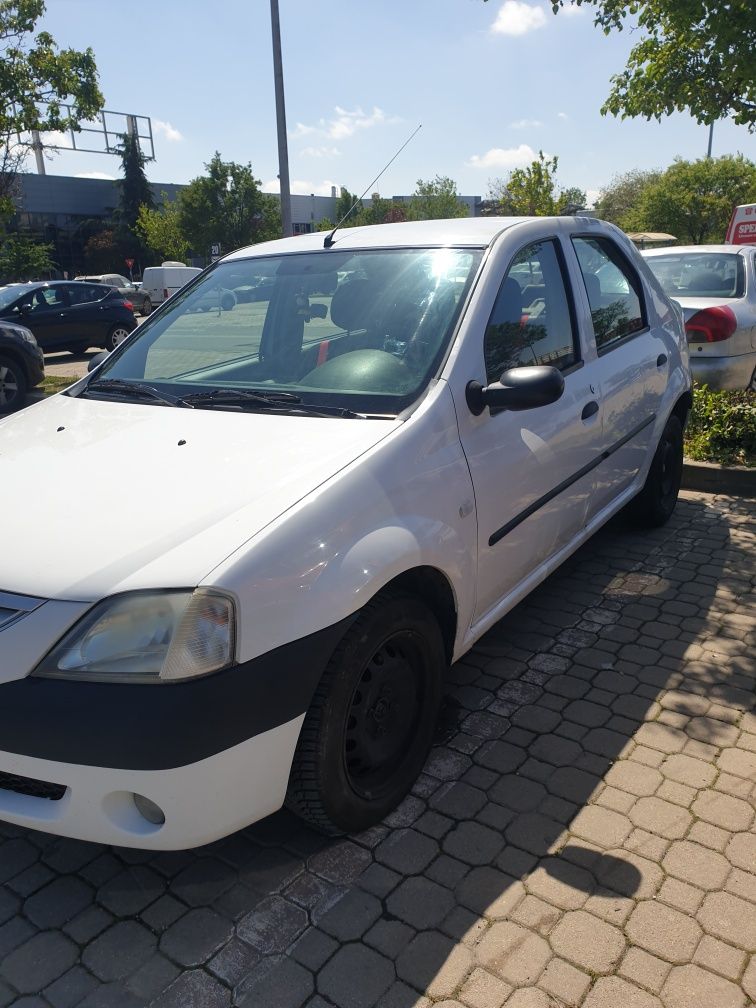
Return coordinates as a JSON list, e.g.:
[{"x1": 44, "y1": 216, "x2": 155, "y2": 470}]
[
  {"x1": 641, "y1": 244, "x2": 756, "y2": 390},
  {"x1": 0, "y1": 217, "x2": 690, "y2": 849}
]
